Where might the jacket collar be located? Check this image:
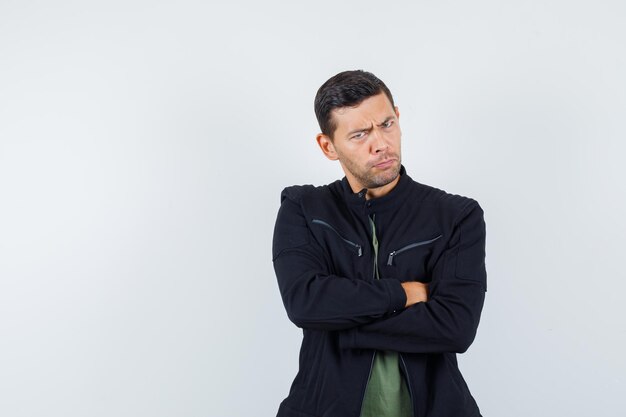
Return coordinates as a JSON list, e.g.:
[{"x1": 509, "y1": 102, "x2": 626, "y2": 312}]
[{"x1": 340, "y1": 164, "x2": 412, "y2": 213}]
